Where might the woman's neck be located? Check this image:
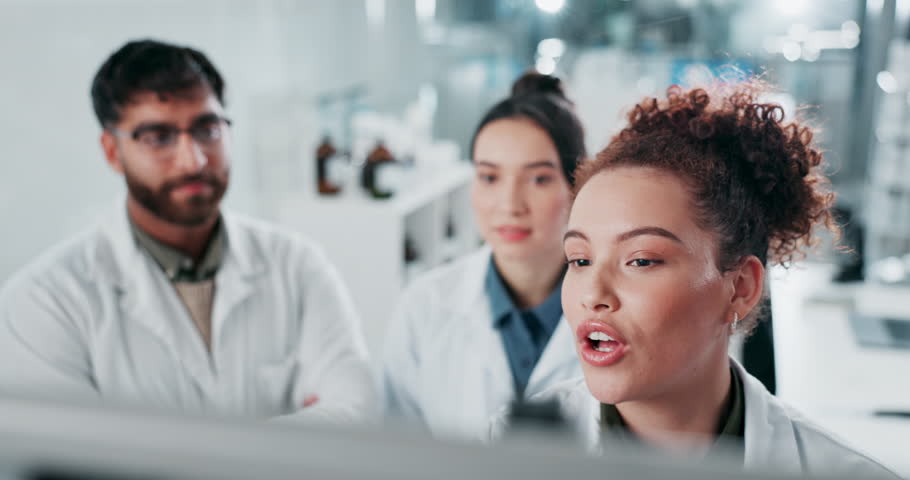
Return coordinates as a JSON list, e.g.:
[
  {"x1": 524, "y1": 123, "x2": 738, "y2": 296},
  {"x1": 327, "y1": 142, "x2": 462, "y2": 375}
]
[
  {"x1": 615, "y1": 353, "x2": 732, "y2": 455},
  {"x1": 492, "y1": 246, "x2": 566, "y2": 310}
]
